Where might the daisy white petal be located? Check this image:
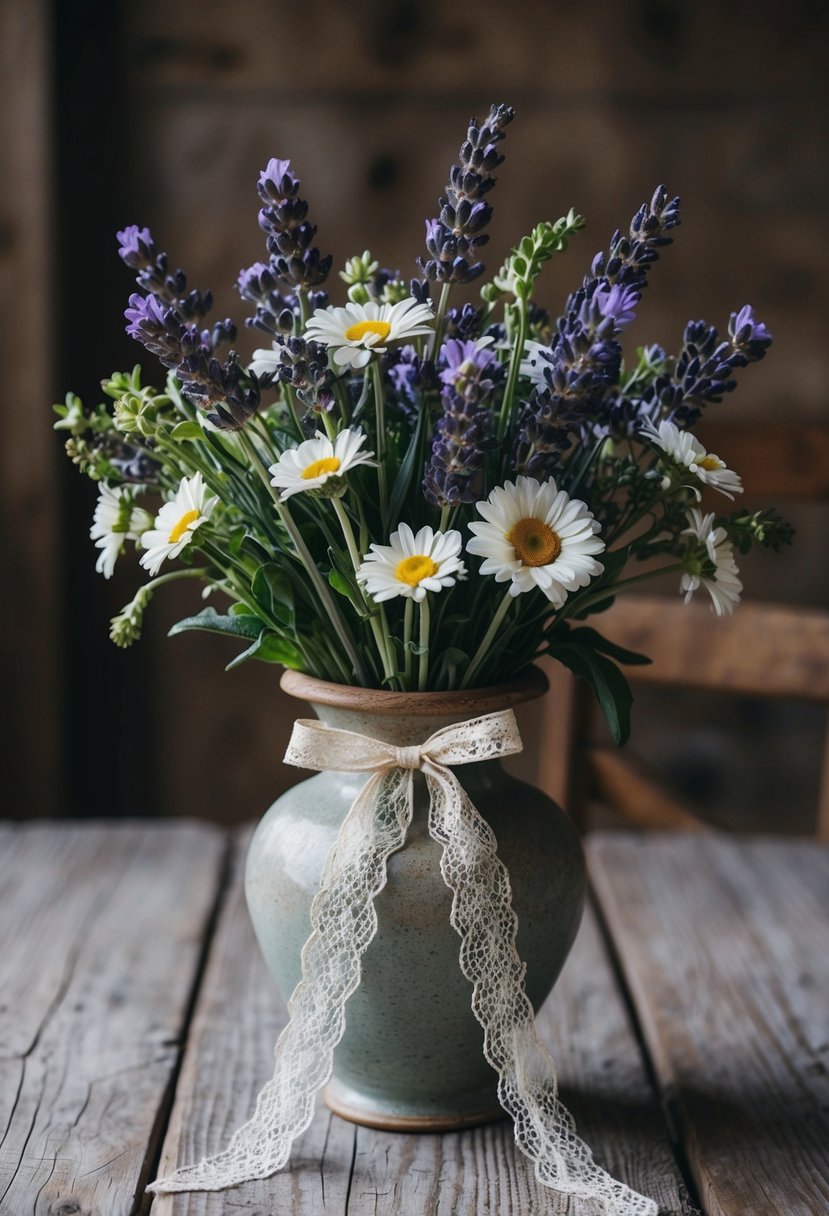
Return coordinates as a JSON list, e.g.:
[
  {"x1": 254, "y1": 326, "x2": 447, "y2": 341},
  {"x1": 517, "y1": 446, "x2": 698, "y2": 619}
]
[
  {"x1": 641, "y1": 417, "x2": 743, "y2": 499},
  {"x1": 357, "y1": 526, "x2": 466, "y2": 603},
  {"x1": 304, "y1": 296, "x2": 435, "y2": 366},
  {"x1": 467, "y1": 475, "x2": 605, "y2": 605},
  {"x1": 269, "y1": 428, "x2": 374, "y2": 501},
  {"x1": 248, "y1": 343, "x2": 282, "y2": 378},
  {"x1": 90, "y1": 483, "x2": 153, "y2": 580},
  {"x1": 519, "y1": 340, "x2": 553, "y2": 390},
  {"x1": 139, "y1": 472, "x2": 218, "y2": 578},
  {"x1": 680, "y1": 508, "x2": 742, "y2": 616}
]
